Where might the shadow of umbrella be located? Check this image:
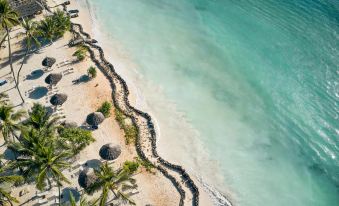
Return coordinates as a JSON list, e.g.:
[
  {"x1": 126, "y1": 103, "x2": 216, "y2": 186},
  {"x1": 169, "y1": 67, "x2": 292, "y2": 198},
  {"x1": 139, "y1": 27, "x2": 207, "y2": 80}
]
[
  {"x1": 28, "y1": 86, "x2": 48, "y2": 99},
  {"x1": 3, "y1": 148, "x2": 17, "y2": 160},
  {"x1": 45, "y1": 106, "x2": 54, "y2": 116},
  {"x1": 85, "y1": 159, "x2": 102, "y2": 170},
  {"x1": 61, "y1": 187, "x2": 80, "y2": 203},
  {"x1": 26, "y1": 69, "x2": 44, "y2": 80}
]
